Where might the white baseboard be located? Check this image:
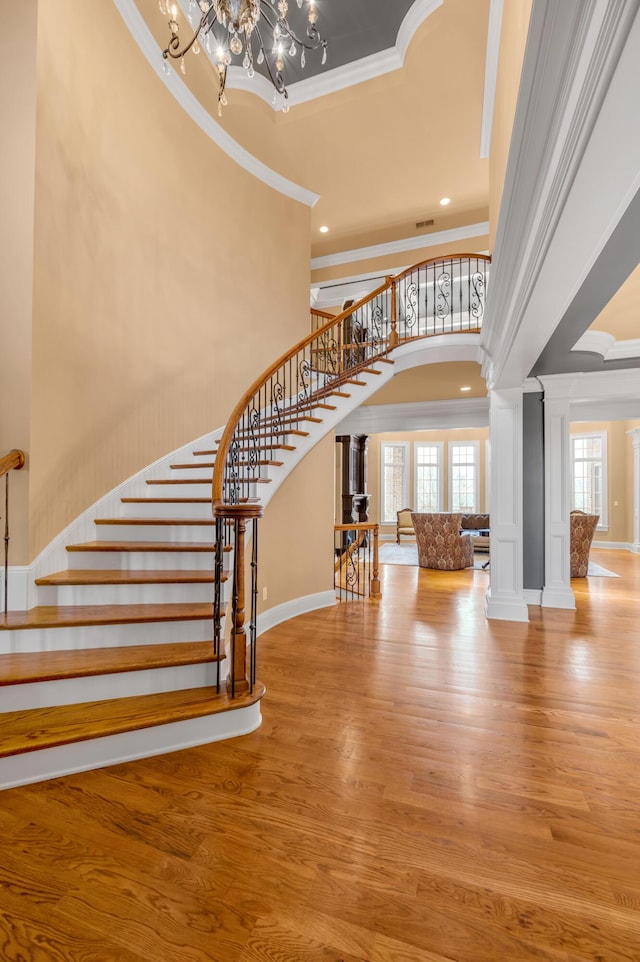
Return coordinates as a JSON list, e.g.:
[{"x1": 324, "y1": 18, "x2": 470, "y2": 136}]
[
  {"x1": 257, "y1": 590, "x2": 336, "y2": 636},
  {"x1": 523, "y1": 588, "x2": 542, "y2": 605},
  {"x1": 484, "y1": 589, "x2": 529, "y2": 622},
  {"x1": 541, "y1": 586, "x2": 576, "y2": 610},
  {"x1": 592, "y1": 541, "x2": 638, "y2": 553}
]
